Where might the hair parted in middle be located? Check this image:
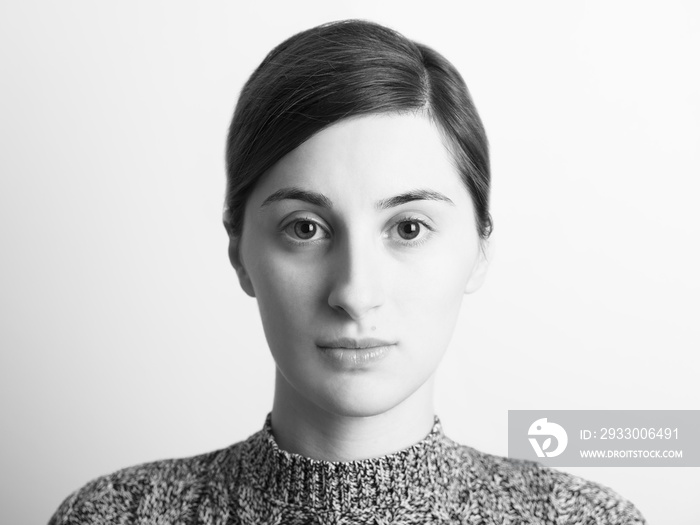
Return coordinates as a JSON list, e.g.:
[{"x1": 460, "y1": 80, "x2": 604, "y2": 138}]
[{"x1": 224, "y1": 19, "x2": 492, "y2": 240}]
